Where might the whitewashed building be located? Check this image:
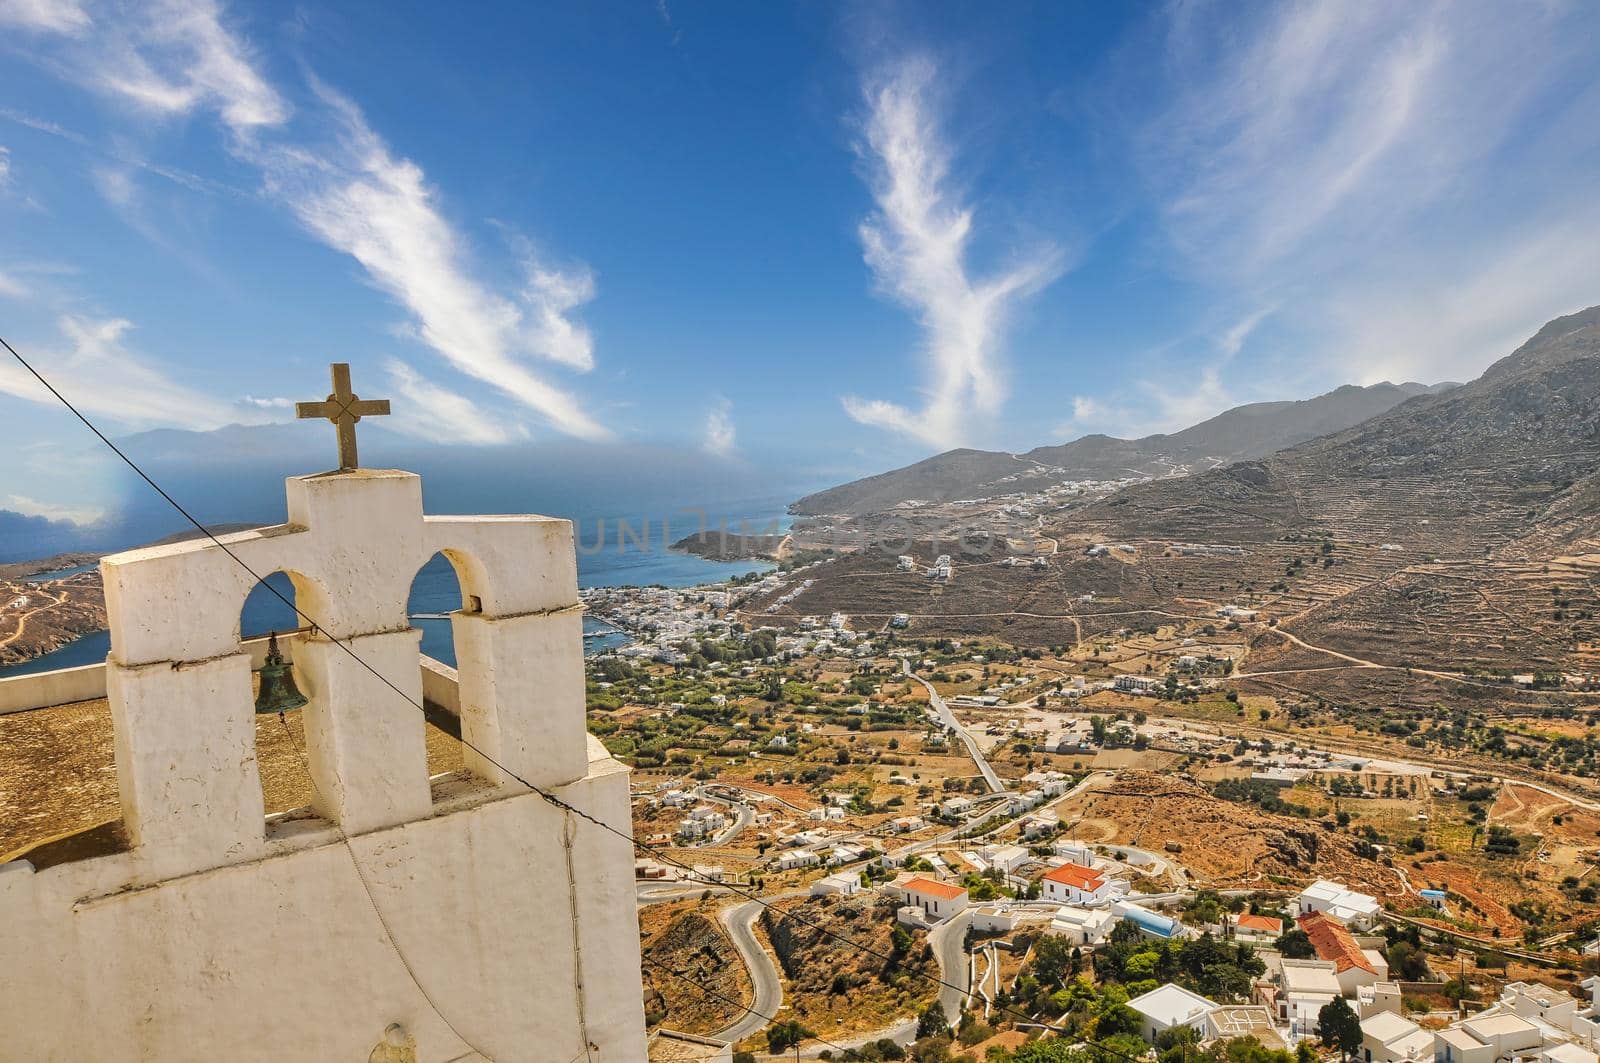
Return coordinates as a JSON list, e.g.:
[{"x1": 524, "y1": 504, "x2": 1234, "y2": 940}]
[
  {"x1": 0, "y1": 430, "x2": 647, "y2": 1059},
  {"x1": 1127, "y1": 983, "x2": 1219, "y2": 1044},
  {"x1": 1295, "y1": 879, "x2": 1381, "y2": 930},
  {"x1": 1042, "y1": 861, "x2": 1112, "y2": 906},
  {"x1": 810, "y1": 871, "x2": 861, "y2": 897},
  {"x1": 1049, "y1": 905, "x2": 1119, "y2": 946},
  {"x1": 894, "y1": 876, "x2": 970, "y2": 922}
]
